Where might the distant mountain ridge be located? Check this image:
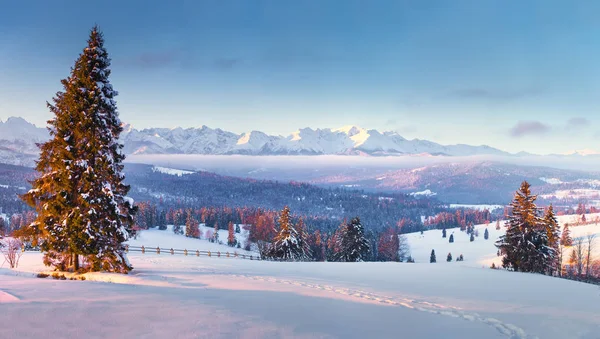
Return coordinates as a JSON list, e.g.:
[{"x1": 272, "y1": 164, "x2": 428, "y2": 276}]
[
  {"x1": 0, "y1": 116, "x2": 513, "y2": 163},
  {"x1": 120, "y1": 123, "x2": 513, "y2": 156}
]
